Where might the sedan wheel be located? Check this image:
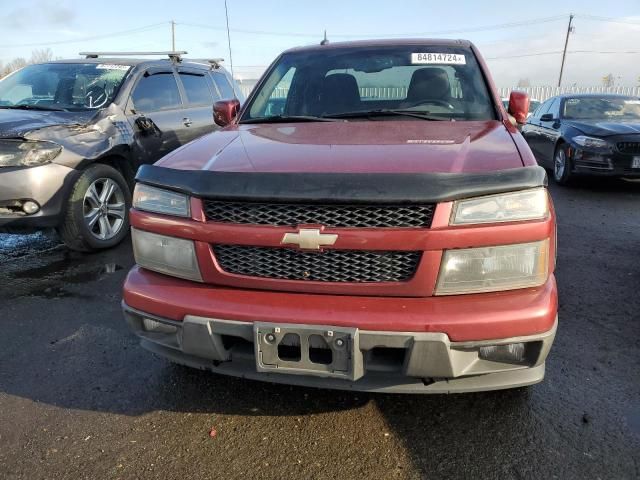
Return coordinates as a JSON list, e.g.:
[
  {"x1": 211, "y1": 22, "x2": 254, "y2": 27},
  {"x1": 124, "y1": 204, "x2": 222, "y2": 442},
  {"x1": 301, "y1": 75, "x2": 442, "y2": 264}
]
[
  {"x1": 553, "y1": 144, "x2": 573, "y2": 185},
  {"x1": 554, "y1": 148, "x2": 566, "y2": 181},
  {"x1": 83, "y1": 178, "x2": 126, "y2": 240}
]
